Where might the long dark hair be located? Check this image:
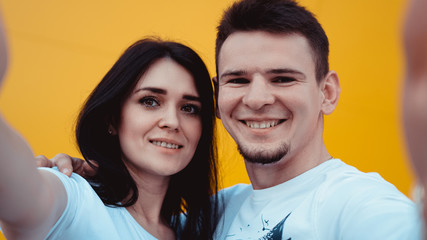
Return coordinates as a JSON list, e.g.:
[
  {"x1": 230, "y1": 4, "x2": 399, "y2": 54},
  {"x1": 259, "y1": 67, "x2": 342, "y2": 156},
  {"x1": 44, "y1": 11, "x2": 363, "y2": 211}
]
[{"x1": 75, "y1": 38, "x2": 219, "y2": 239}]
